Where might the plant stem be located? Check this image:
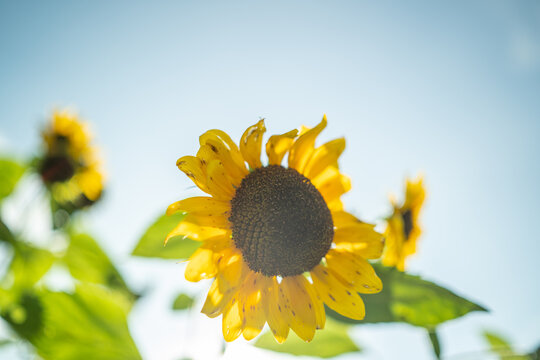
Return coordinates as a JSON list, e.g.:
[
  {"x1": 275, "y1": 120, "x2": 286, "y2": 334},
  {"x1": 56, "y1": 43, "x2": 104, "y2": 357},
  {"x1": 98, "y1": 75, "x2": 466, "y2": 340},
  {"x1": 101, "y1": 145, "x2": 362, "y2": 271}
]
[{"x1": 428, "y1": 328, "x2": 442, "y2": 359}]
